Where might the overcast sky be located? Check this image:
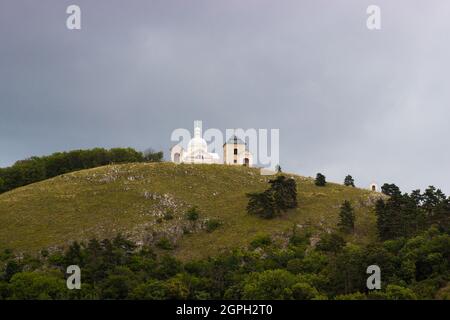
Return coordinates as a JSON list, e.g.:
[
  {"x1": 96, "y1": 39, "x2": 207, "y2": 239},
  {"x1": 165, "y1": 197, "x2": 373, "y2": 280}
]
[{"x1": 1, "y1": 0, "x2": 449, "y2": 194}]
